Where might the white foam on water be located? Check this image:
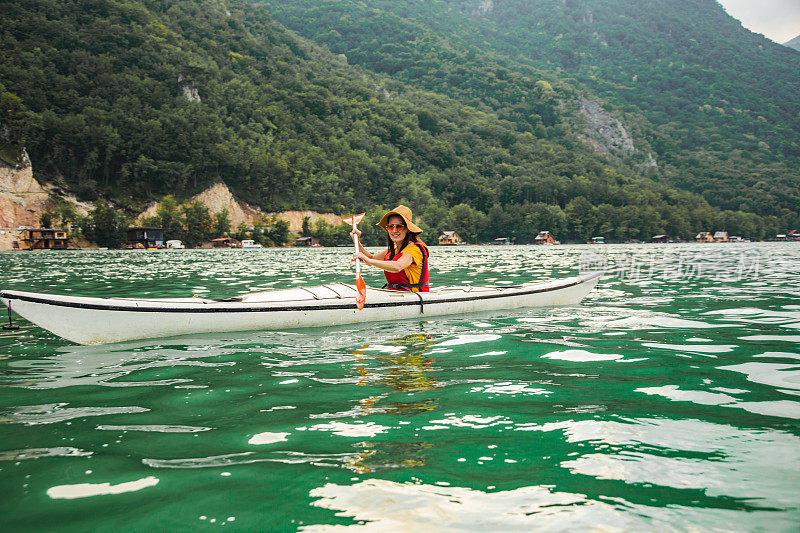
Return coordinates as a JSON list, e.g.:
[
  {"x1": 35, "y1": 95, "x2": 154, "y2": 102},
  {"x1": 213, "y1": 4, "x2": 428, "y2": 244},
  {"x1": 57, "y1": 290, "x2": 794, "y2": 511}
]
[
  {"x1": 0, "y1": 447, "x2": 92, "y2": 461},
  {"x1": 47, "y1": 476, "x2": 159, "y2": 499},
  {"x1": 637, "y1": 385, "x2": 737, "y2": 405},
  {"x1": 636, "y1": 385, "x2": 800, "y2": 420},
  {"x1": 740, "y1": 335, "x2": 800, "y2": 342},
  {"x1": 301, "y1": 422, "x2": 391, "y2": 438},
  {"x1": 469, "y1": 350, "x2": 508, "y2": 358},
  {"x1": 718, "y1": 362, "x2": 800, "y2": 390},
  {"x1": 300, "y1": 477, "x2": 754, "y2": 531},
  {"x1": 96, "y1": 425, "x2": 211, "y2": 433},
  {"x1": 755, "y1": 352, "x2": 800, "y2": 360},
  {"x1": 602, "y1": 316, "x2": 722, "y2": 329},
  {"x1": 711, "y1": 387, "x2": 748, "y2": 394},
  {"x1": 248, "y1": 432, "x2": 290, "y2": 445},
  {"x1": 733, "y1": 401, "x2": 800, "y2": 419},
  {"x1": 643, "y1": 342, "x2": 737, "y2": 354},
  {"x1": 468, "y1": 382, "x2": 551, "y2": 396},
  {"x1": 438, "y1": 334, "x2": 502, "y2": 346},
  {"x1": 542, "y1": 349, "x2": 623, "y2": 362},
  {"x1": 427, "y1": 414, "x2": 513, "y2": 429}
]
